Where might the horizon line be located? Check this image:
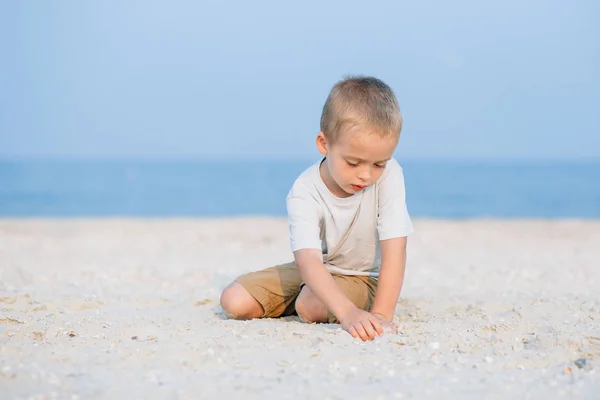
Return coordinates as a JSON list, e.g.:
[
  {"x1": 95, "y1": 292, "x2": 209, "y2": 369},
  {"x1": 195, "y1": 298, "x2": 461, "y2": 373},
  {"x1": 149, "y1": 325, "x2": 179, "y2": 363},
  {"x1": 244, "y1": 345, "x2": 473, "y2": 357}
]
[{"x1": 0, "y1": 155, "x2": 599, "y2": 164}]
